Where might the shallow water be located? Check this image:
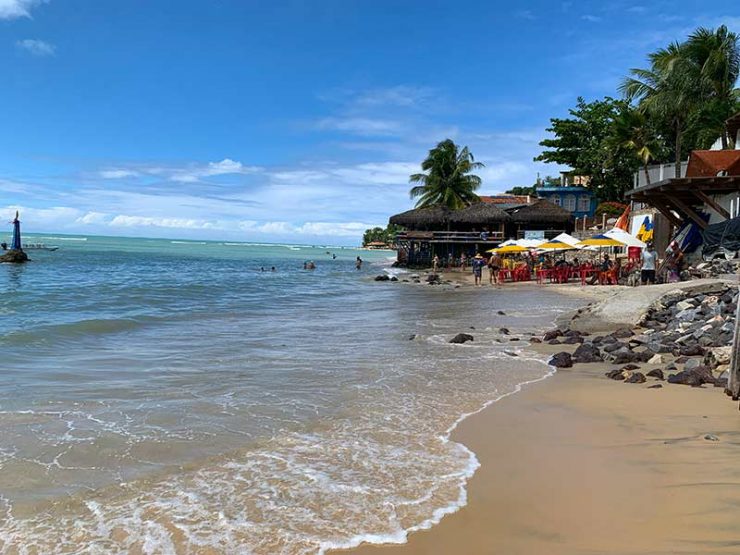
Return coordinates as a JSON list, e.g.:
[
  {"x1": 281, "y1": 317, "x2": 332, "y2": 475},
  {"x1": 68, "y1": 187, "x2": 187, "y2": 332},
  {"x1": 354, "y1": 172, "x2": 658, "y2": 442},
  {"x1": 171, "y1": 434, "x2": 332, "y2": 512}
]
[{"x1": 0, "y1": 235, "x2": 582, "y2": 554}]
